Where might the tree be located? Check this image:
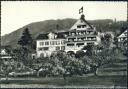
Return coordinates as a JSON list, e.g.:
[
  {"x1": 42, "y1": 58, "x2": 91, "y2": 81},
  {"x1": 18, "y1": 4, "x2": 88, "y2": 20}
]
[
  {"x1": 90, "y1": 48, "x2": 118, "y2": 76},
  {"x1": 17, "y1": 28, "x2": 33, "y2": 65},
  {"x1": 2, "y1": 59, "x2": 14, "y2": 81},
  {"x1": 82, "y1": 44, "x2": 94, "y2": 56},
  {"x1": 36, "y1": 57, "x2": 52, "y2": 77},
  {"x1": 67, "y1": 51, "x2": 75, "y2": 57},
  {"x1": 50, "y1": 51, "x2": 68, "y2": 78},
  {"x1": 12, "y1": 48, "x2": 29, "y2": 65},
  {"x1": 51, "y1": 51, "x2": 87, "y2": 78},
  {"x1": 18, "y1": 28, "x2": 33, "y2": 48},
  {"x1": 79, "y1": 55, "x2": 92, "y2": 74},
  {"x1": 75, "y1": 50, "x2": 86, "y2": 58},
  {"x1": 101, "y1": 33, "x2": 112, "y2": 48},
  {"x1": 113, "y1": 37, "x2": 118, "y2": 46}
]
